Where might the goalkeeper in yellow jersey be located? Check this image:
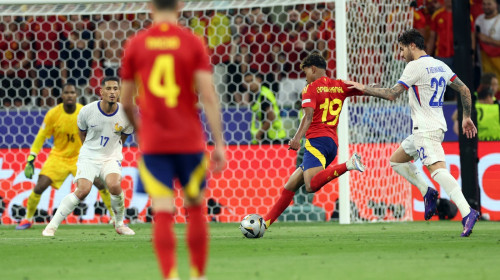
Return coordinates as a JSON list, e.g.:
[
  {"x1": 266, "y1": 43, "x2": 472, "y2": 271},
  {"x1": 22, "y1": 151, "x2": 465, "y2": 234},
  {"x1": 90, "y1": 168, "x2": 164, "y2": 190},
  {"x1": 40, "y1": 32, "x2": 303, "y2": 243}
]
[{"x1": 16, "y1": 83, "x2": 115, "y2": 230}]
